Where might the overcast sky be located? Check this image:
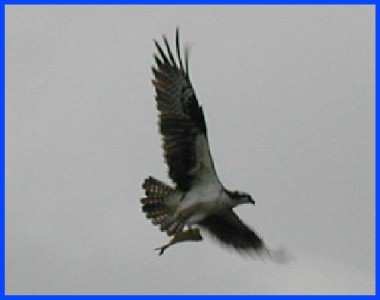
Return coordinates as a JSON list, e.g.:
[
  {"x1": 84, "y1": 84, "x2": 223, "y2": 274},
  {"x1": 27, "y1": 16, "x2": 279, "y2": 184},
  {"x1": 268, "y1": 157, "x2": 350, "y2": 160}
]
[{"x1": 6, "y1": 5, "x2": 374, "y2": 294}]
